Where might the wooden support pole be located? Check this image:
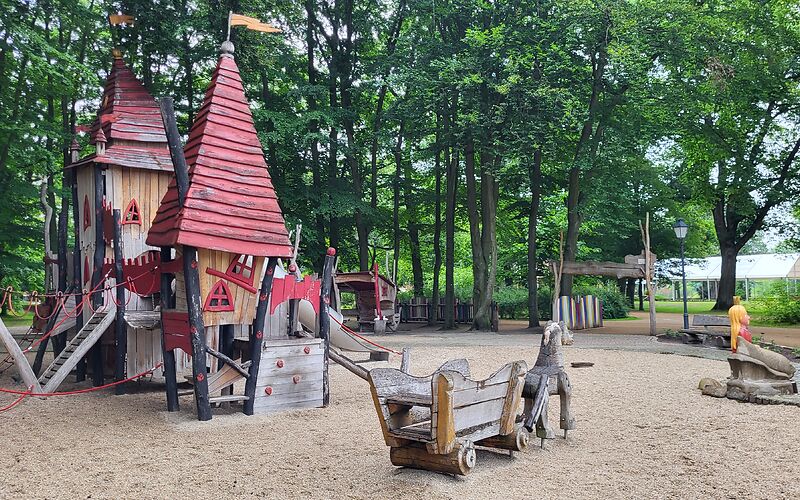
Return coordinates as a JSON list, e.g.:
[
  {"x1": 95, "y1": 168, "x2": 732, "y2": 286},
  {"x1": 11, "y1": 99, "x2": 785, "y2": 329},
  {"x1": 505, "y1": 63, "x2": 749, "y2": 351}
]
[
  {"x1": 159, "y1": 98, "x2": 190, "y2": 203},
  {"x1": 160, "y1": 96, "x2": 210, "y2": 420},
  {"x1": 70, "y1": 169, "x2": 84, "y2": 339},
  {"x1": 54, "y1": 207, "x2": 68, "y2": 355},
  {"x1": 243, "y1": 257, "x2": 278, "y2": 415},
  {"x1": 88, "y1": 164, "x2": 105, "y2": 386},
  {"x1": 184, "y1": 246, "x2": 212, "y2": 421},
  {"x1": 219, "y1": 324, "x2": 235, "y2": 396},
  {"x1": 320, "y1": 248, "x2": 336, "y2": 407},
  {"x1": 159, "y1": 246, "x2": 180, "y2": 411},
  {"x1": 112, "y1": 209, "x2": 127, "y2": 395}
]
